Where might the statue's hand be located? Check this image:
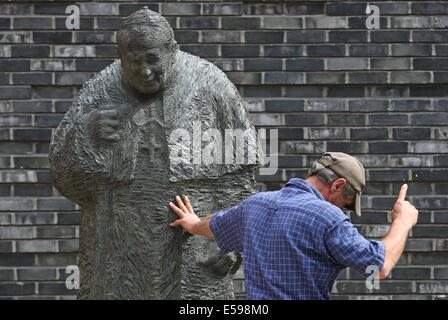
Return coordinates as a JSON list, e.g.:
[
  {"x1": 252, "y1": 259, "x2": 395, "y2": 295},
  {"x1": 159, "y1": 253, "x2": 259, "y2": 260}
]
[{"x1": 90, "y1": 103, "x2": 130, "y2": 143}]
